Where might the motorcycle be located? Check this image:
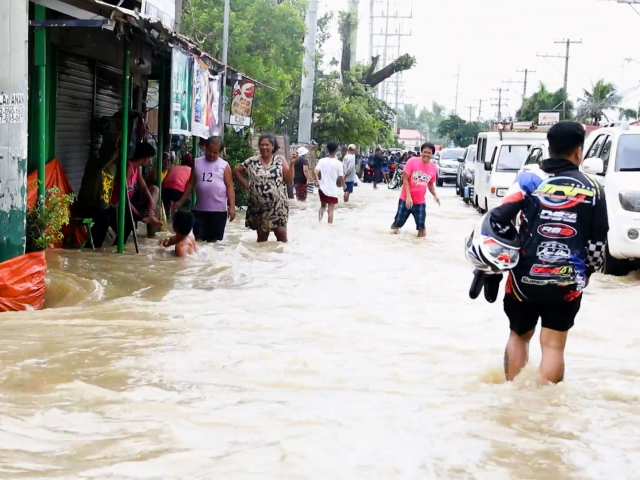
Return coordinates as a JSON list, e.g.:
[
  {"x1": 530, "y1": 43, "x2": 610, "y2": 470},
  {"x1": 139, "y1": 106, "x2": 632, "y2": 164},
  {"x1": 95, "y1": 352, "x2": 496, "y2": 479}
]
[
  {"x1": 363, "y1": 163, "x2": 375, "y2": 183},
  {"x1": 388, "y1": 164, "x2": 404, "y2": 189}
]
